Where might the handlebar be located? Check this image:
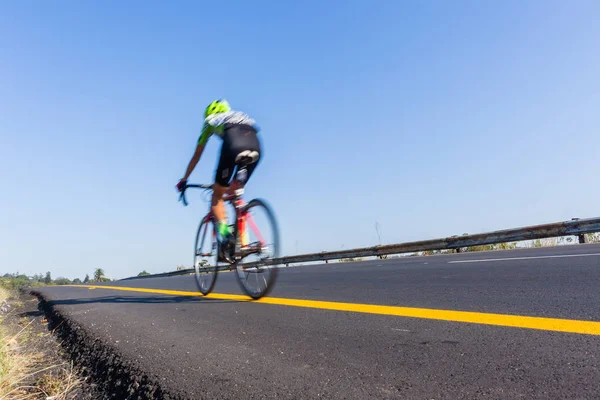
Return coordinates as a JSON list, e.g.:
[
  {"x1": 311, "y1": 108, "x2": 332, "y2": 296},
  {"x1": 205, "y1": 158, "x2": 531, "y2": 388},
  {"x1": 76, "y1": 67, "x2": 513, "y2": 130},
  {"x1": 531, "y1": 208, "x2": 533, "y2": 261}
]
[{"x1": 178, "y1": 183, "x2": 213, "y2": 206}]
